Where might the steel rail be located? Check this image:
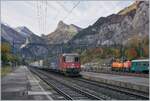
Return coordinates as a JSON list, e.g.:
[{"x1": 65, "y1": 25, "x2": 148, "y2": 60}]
[
  {"x1": 29, "y1": 68, "x2": 73, "y2": 100},
  {"x1": 35, "y1": 68, "x2": 102, "y2": 100},
  {"x1": 76, "y1": 78, "x2": 149, "y2": 100},
  {"x1": 29, "y1": 67, "x2": 102, "y2": 100},
  {"x1": 41, "y1": 69, "x2": 149, "y2": 100}
]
